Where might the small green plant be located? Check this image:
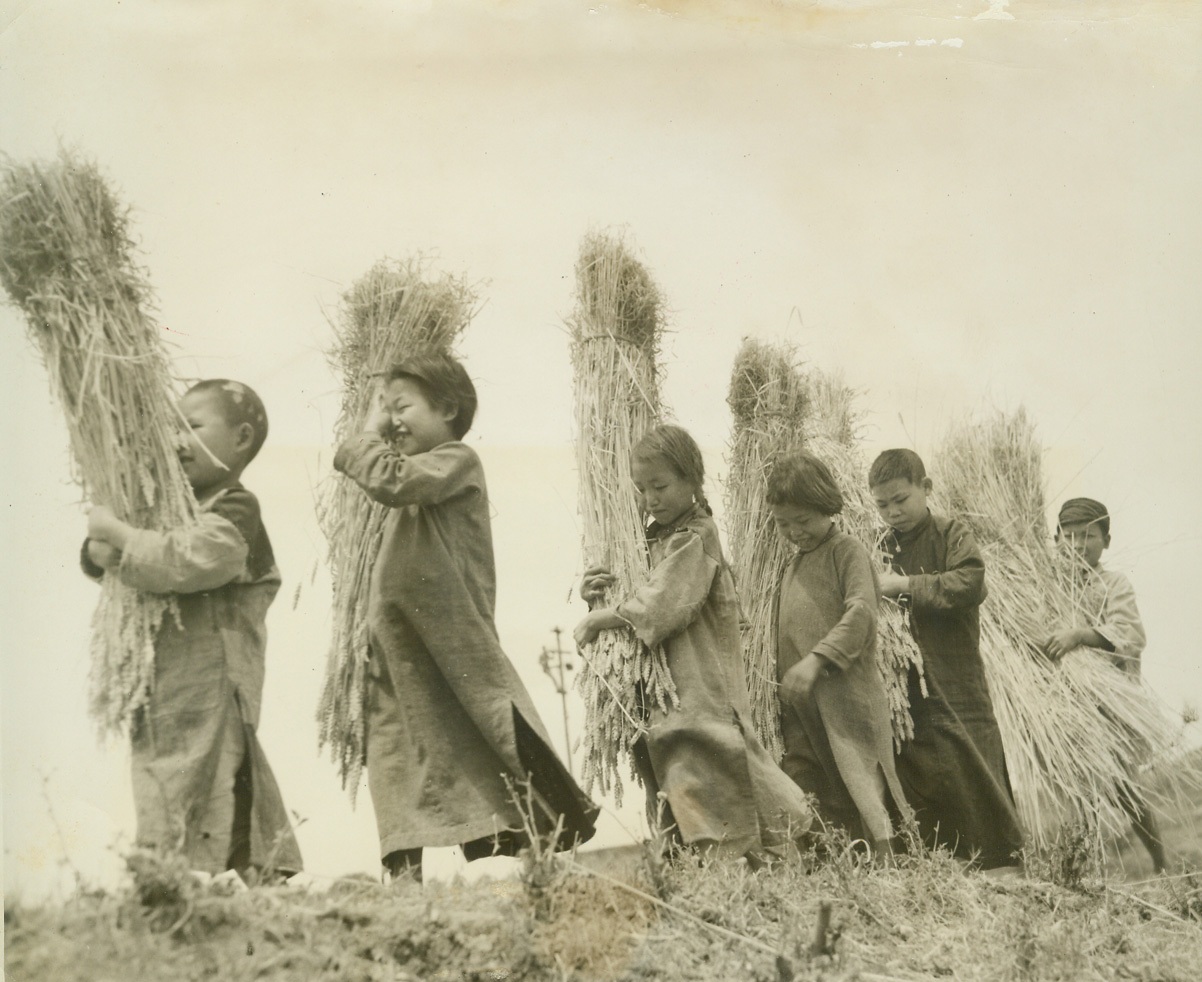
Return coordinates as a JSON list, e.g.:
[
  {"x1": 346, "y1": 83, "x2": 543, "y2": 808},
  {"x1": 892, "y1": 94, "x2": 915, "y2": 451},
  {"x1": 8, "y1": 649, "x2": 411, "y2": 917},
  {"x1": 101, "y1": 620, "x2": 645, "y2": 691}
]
[
  {"x1": 639, "y1": 793, "x2": 683, "y2": 901},
  {"x1": 1162, "y1": 864, "x2": 1202, "y2": 922},
  {"x1": 1025, "y1": 819, "x2": 1103, "y2": 892},
  {"x1": 506, "y1": 776, "x2": 566, "y2": 921},
  {"x1": 123, "y1": 846, "x2": 199, "y2": 934}
]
